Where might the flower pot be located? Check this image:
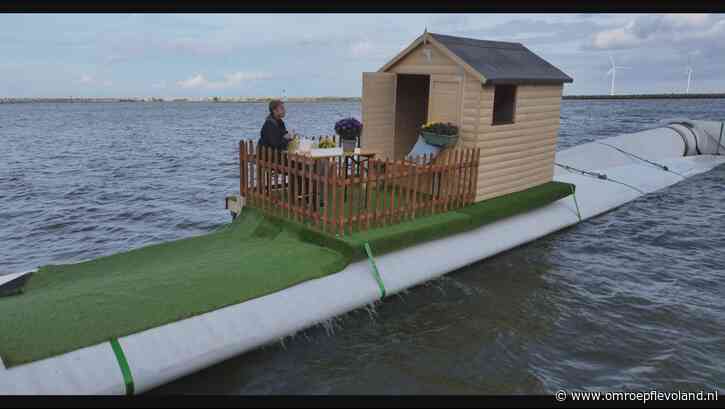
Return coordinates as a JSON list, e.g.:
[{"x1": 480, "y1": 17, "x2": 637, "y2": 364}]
[
  {"x1": 341, "y1": 137, "x2": 357, "y2": 154},
  {"x1": 421, "y1": 131, "x2": 458, "y2": 147}
]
